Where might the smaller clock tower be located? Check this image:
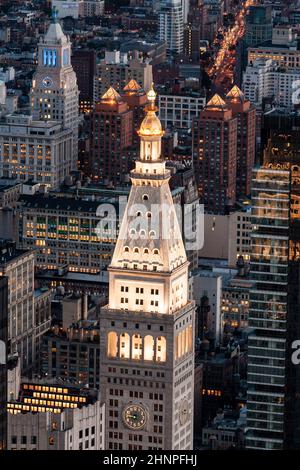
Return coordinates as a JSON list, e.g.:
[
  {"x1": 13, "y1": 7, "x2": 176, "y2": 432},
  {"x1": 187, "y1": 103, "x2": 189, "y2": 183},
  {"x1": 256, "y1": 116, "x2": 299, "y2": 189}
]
[{"x1": 30, "y1": 9, "x2": 79, "y2": 171}]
